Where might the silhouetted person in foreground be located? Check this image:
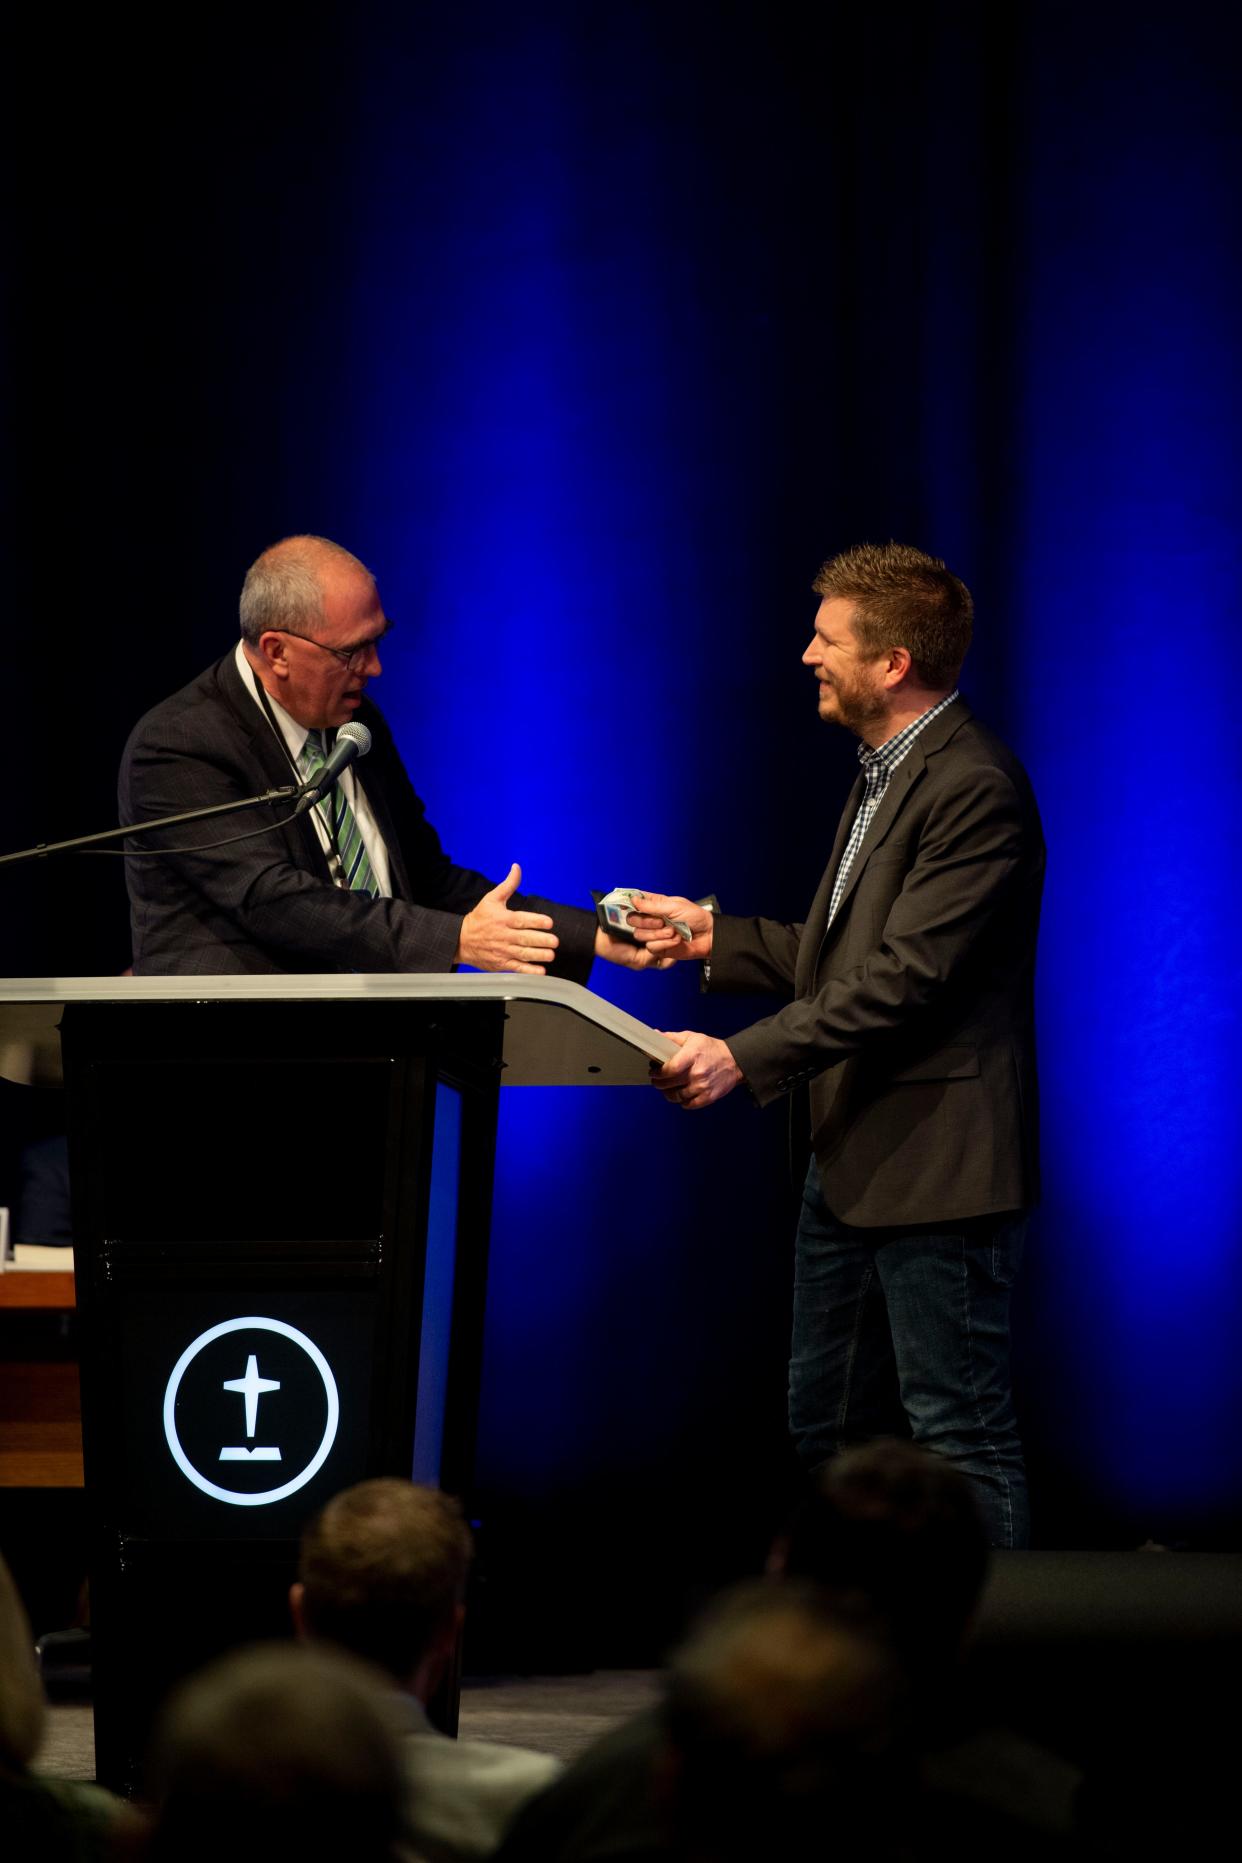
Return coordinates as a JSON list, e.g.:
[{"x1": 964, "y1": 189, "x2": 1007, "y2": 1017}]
[
  {"x1": 495, "y1": 1441, "x2": 1081, "y2": 1862},
  {"x1": 659, "y1": 1581, "x2": 910, "y2": 1862},
  {"x1": 0, "y1": 1550, "x2": 135, "y2": 1861},
  {"x1": 143, "y1": 1642, "x2": 403, "y2": 1863},
  {"x1": 772, "y1": 1428, "x2": 989, "y2": 1687},
  {"x1": 292, "y1": 1478, "x2": 561, "y2": 1860}
]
